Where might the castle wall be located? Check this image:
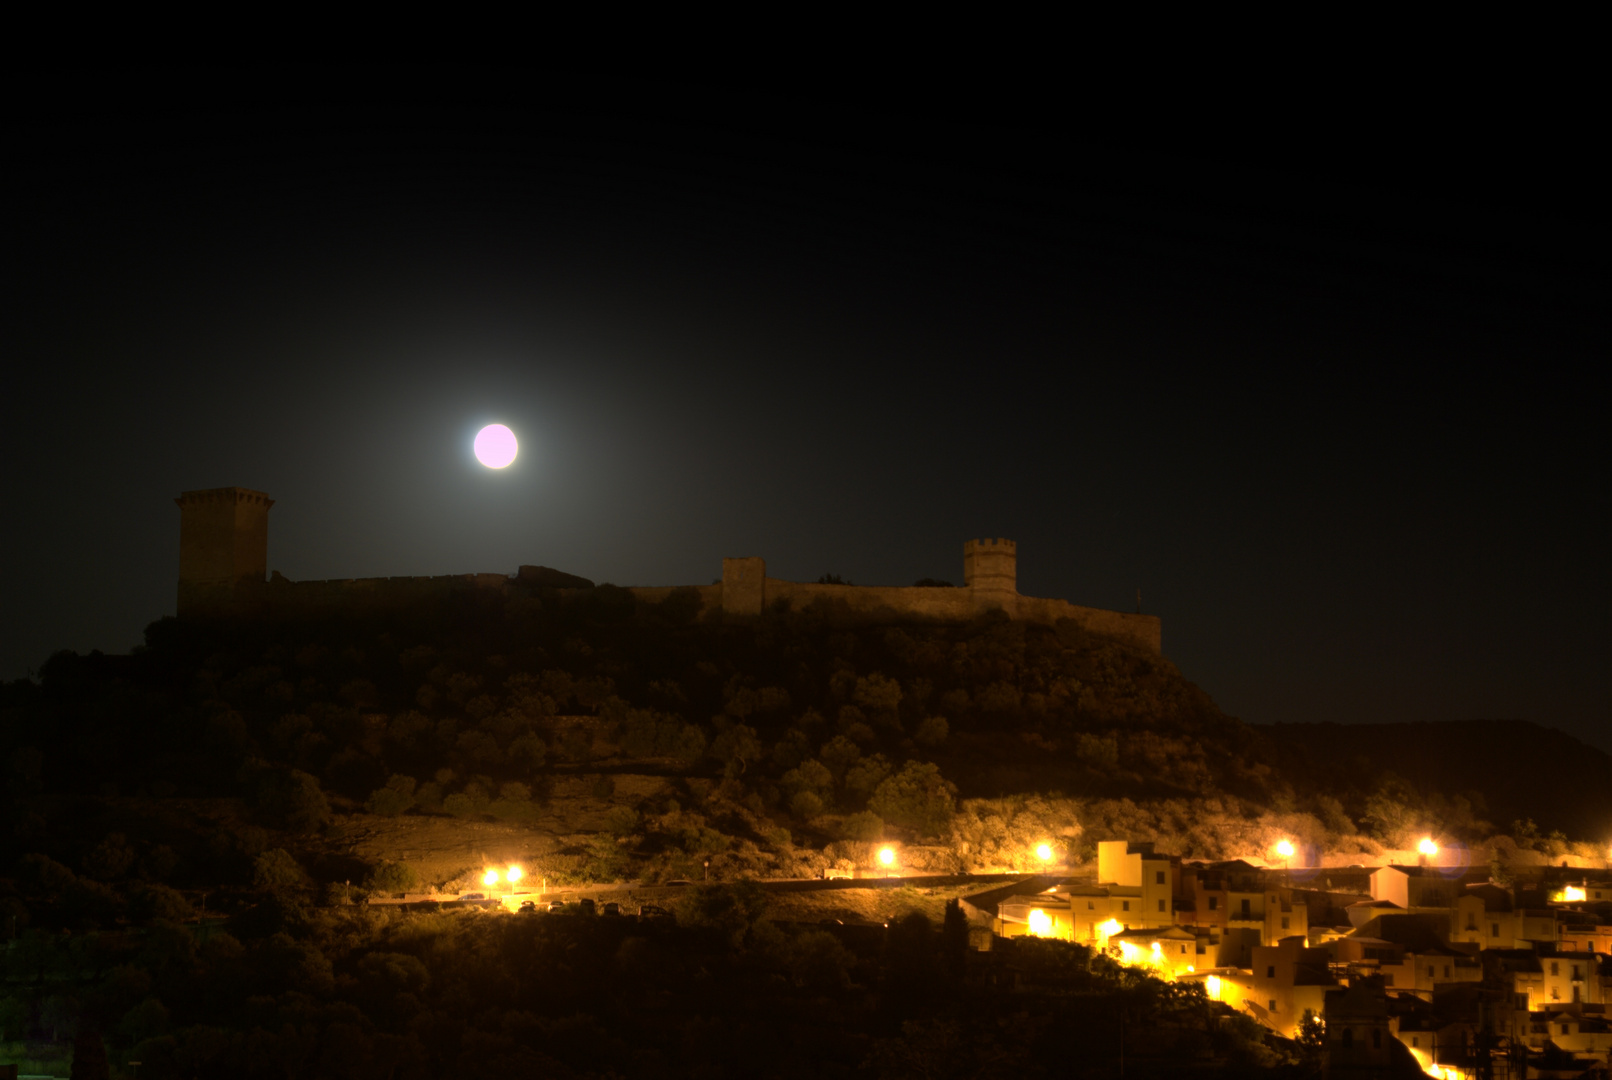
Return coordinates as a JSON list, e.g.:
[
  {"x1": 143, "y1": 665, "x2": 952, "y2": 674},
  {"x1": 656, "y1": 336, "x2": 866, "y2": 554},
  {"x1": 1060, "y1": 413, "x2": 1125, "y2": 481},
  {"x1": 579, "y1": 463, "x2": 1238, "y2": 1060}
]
[
  {"x1": 170, "y1": 490, "x2": 1160, "y2": 653},
  {"x1": 179, "y1": 572, "x2": 512, "y2": 619},
  {"x1": 763, "y1": 578, "x2": 982, "y2": 620},
  {"x1": 722, "y1": 557, "x2": 766, "y2": 615},
  {"x1": 1015, "y1": 595, "x2": 1163, "y2": 653},
  {"x1": 175, "y1": 488, "x2": 274, "y2": 616}
]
